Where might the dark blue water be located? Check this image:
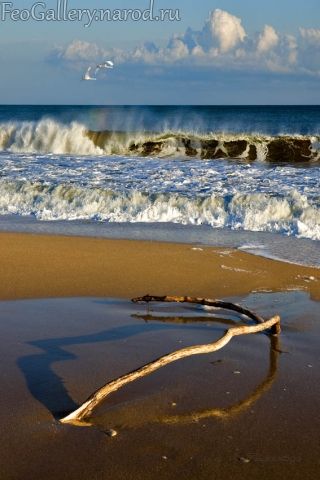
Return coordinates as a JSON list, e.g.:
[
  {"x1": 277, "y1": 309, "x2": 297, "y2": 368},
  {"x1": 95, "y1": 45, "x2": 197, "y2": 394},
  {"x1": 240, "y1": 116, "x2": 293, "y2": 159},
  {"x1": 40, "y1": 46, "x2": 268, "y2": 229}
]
[{"x1": 0, "y1": 105, "x2": 319, "y2": 135}]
